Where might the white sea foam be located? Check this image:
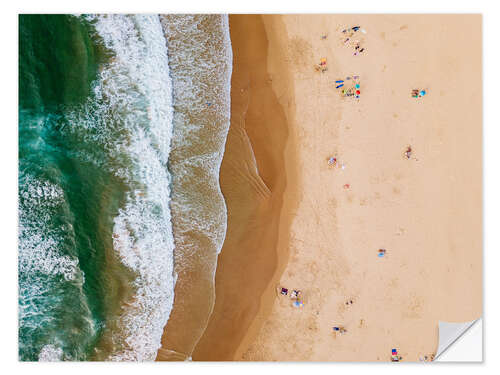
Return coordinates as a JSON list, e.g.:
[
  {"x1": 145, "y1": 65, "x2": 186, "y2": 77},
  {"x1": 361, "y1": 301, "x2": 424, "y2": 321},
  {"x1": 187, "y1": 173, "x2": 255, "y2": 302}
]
[
  {"x1": 151, "y1": 14, "x2": 232, "y2": 357},
  {"x1": 18, "y1": 172, "x2": 90, "y2": 360},
  {"x1": 32, "y1": 14, "x2": 231, "y2": 361},
  {"x1": 38, "y1": 344, "x2": 63, "y2": 361},
  {"x1": 84, "y1": 14, "x2": 176, "y2": 361},
  {"x1": 19, "y1": 176, "x2": 79, "y2": 282},
  {"x1": 160, "y1": 14, "x2": 232, "y2": 259}
]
